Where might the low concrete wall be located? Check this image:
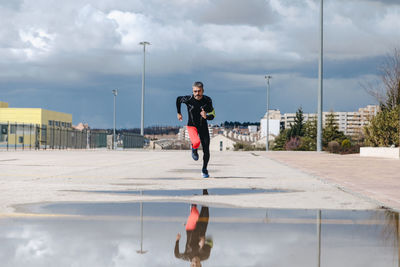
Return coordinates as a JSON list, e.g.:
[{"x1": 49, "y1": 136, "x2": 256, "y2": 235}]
[{"x1": 360, "y1": 147, "x2": 400, "y2": 159}]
